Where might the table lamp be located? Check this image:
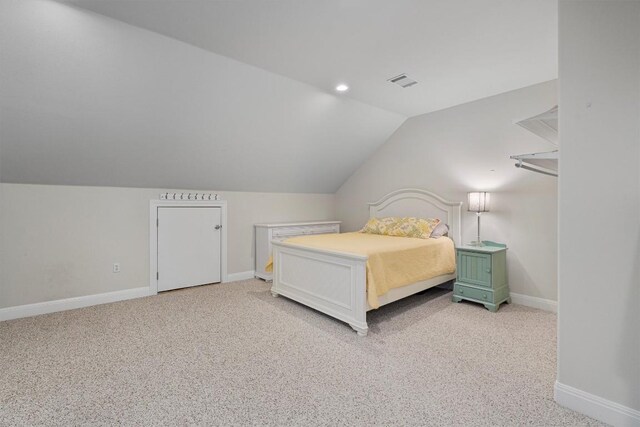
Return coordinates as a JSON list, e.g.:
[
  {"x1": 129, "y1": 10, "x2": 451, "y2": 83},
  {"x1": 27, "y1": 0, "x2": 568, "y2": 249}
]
[{"x1": 468, "y1": 192, "x2": 490, "y2": 246}]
